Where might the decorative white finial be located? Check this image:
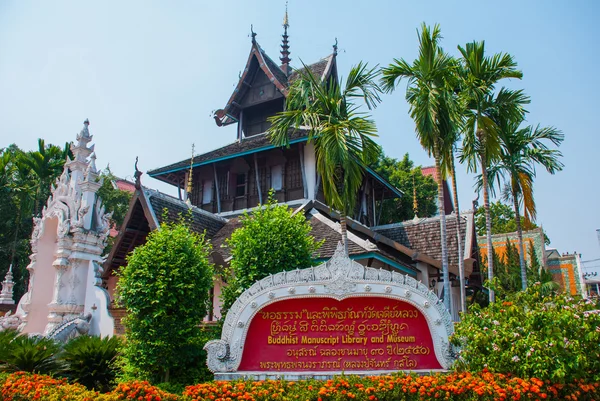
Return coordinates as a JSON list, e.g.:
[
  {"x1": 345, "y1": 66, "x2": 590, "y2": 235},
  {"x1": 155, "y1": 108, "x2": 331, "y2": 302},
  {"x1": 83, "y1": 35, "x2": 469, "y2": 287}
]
[
  {"x1": 88, "y1": 152, "x2": 97, "y2": 174},
  {"x1": 0, "y1": 264, "x2": 15, "y2": 304}
]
